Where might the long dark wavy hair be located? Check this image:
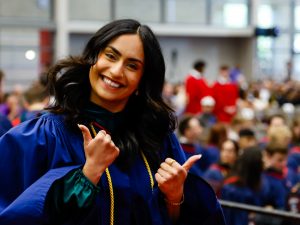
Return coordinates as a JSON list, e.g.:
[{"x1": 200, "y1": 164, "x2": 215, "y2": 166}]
[
  {"x1": 233, "y1": 146, "x2": 263, "y2": 191},
  {"x1": 47, "y1": 19, "x2": 177, "y2": 169}
]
